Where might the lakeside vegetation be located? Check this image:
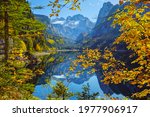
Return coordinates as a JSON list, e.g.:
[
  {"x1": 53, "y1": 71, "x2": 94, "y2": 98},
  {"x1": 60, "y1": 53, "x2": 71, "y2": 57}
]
[{"x1": 0, "y1": 0, "x2": 59, "y2": 99}]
